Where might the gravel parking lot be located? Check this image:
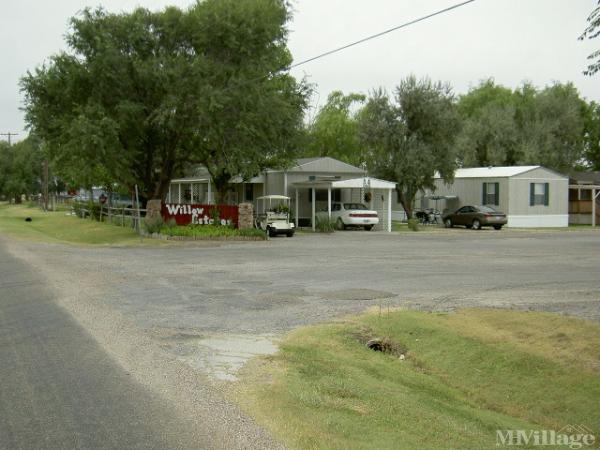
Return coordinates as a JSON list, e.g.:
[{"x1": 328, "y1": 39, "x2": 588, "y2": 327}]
[{"x1": 7, "y1": 228, "x2": 600, "y2": 382}]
